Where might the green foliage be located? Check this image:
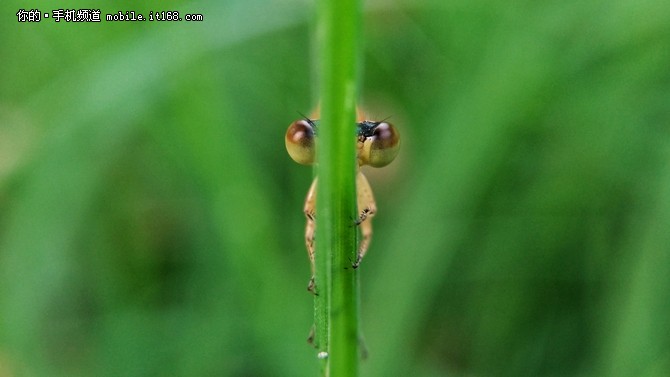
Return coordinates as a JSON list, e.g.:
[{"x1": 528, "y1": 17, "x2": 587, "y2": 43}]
[{"x1": 2, "y1": 0, "x2": 670, "y2": 376}]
